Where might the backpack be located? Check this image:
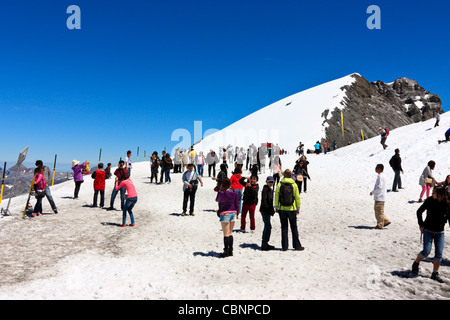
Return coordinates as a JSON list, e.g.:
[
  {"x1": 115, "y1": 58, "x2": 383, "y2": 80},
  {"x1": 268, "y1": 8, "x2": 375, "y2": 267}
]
[
  {"x1": 384, "y1": 128, "x2": 389, "y2": 137},
  {"x1": 389, "y1": 156, "x2": 394, "y2": 168},
  {"x1": 279, "y1": 182, "x2": 294, "y2": 206}
]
